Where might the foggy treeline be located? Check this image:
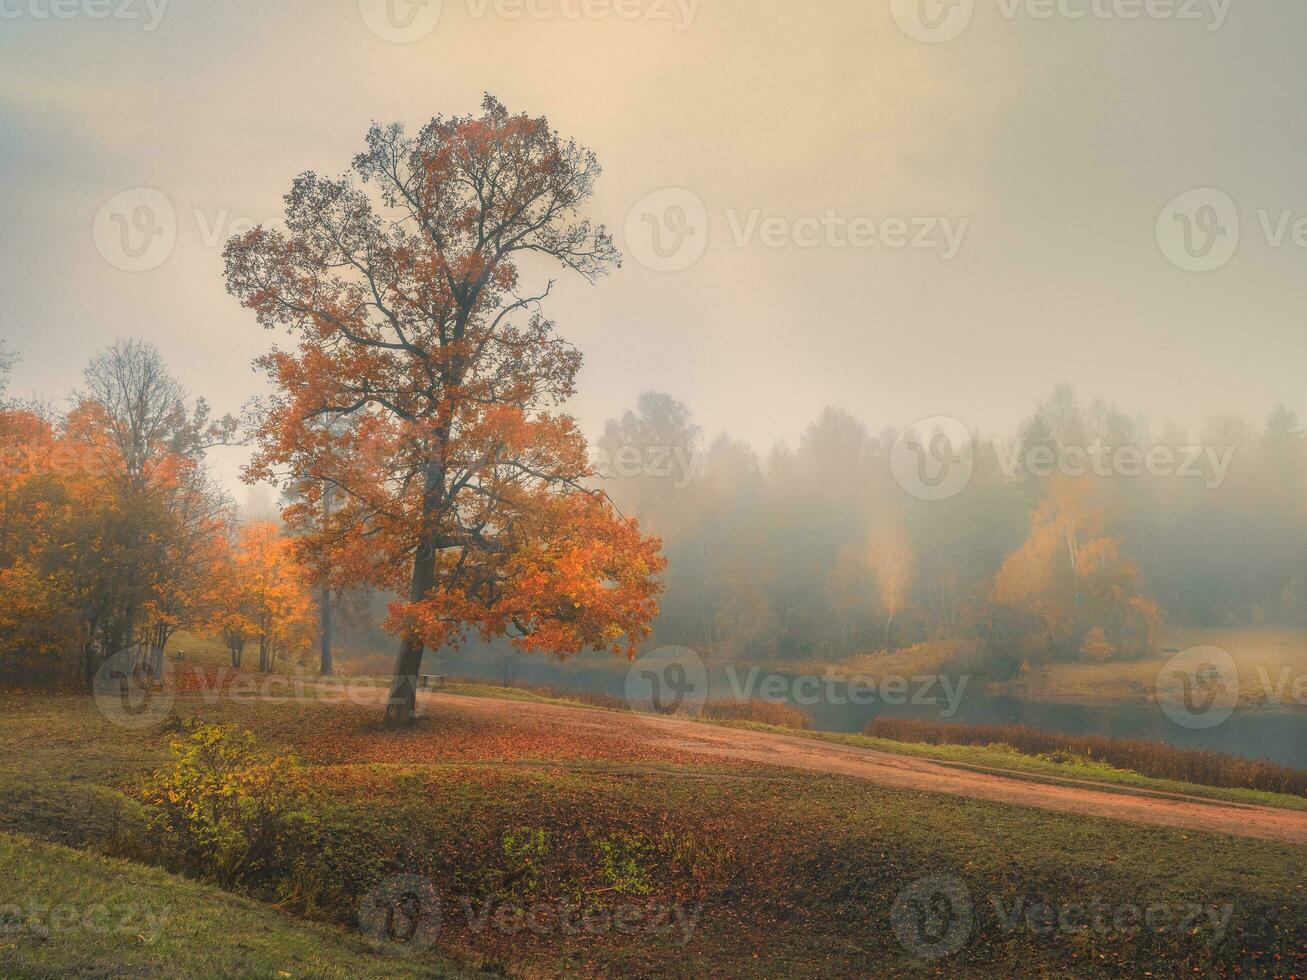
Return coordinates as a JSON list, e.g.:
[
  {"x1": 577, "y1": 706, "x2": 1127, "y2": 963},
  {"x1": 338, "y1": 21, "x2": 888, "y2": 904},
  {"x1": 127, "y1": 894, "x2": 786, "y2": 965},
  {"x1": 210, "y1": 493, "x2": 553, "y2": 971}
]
[{"x1": 594, "y1": 389, "x2": 1307, "y2": 675}]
